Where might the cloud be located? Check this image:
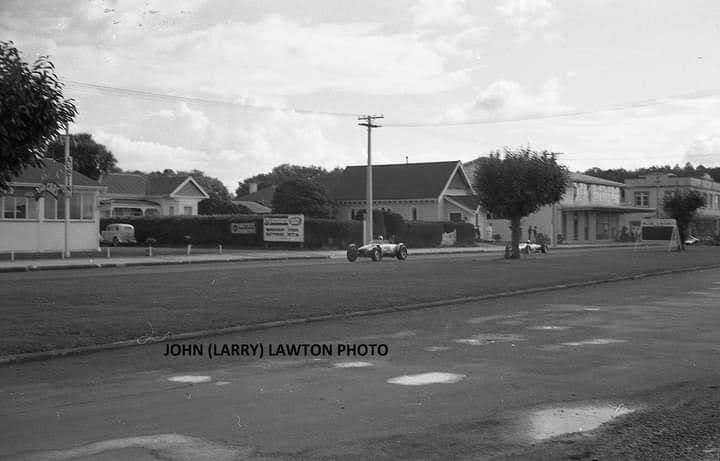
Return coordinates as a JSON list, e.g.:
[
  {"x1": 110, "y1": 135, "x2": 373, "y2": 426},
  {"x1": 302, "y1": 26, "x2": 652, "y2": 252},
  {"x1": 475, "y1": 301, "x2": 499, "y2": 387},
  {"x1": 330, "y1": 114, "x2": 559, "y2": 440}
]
[
  {"x1": 495, "y1": 0, "x2": 558, "y2": 44},
  {"x1": 412, "y1": 0, "x2": 473, "y2": 27},
  {"x1": 91, "y1": 102, "x2": 357, "y2": 189},
  {"x1": 442, "y1": 78, "x2": 570, "y2": 122},
  {"x1": 685, "y1": 135, "x2": 720, "y2": 166}
]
